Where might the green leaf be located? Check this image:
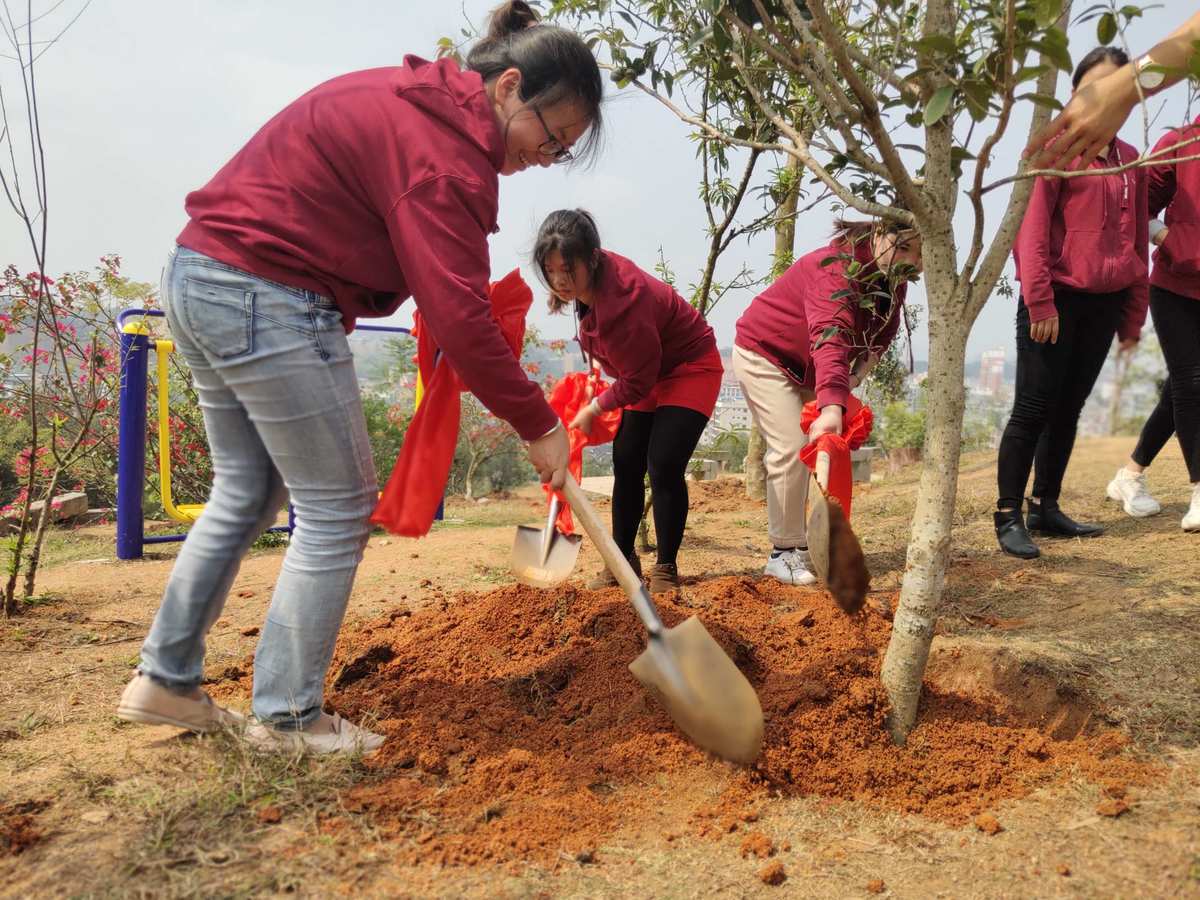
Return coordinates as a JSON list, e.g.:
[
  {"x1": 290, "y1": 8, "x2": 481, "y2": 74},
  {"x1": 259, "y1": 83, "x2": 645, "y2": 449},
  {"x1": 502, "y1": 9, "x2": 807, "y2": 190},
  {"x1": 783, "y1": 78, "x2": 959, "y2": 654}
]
[
  {"x1": 1097, "y1": 12, "x2": 1117, "y2": 45},
  {"x1": 923, "y1": 85, "x2": 955, "y2": 126},
  {"x1": 1018, "y1": 91, "x2": 1064, "y2": 110},
  {"x1": 915, "y1": 34, "x2": 957, "y2": 57},
  {"x1": 813, "y1": 325, "x2": 841, "y2": 349}
]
